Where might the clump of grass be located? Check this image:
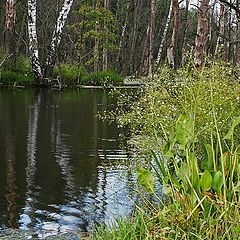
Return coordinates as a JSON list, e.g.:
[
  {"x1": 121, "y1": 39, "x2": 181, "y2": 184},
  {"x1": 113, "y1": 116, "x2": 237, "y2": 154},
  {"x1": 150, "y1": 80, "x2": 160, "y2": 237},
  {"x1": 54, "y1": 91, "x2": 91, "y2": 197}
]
[
  {"x1": 81, "y1": 70, "x2": 123, "y2": 86},
  {"x1": 0, "y1": 71, "x2": 34, "y2": 85}
]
